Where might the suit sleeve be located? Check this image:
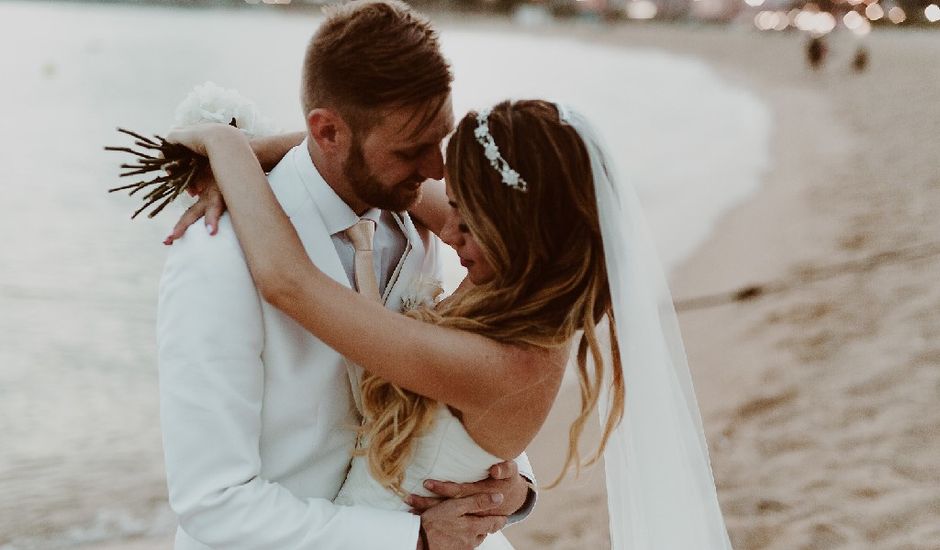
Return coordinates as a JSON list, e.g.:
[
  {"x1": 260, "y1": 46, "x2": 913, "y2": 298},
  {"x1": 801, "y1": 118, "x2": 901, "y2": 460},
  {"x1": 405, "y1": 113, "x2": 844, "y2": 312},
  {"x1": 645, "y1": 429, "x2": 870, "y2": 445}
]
[
  {"x1": 507, "y1": 453, "x2": 537, "y2": 526},
  {"x1": 157, "y1": 216, "x2": 419, "y2": 549}
]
